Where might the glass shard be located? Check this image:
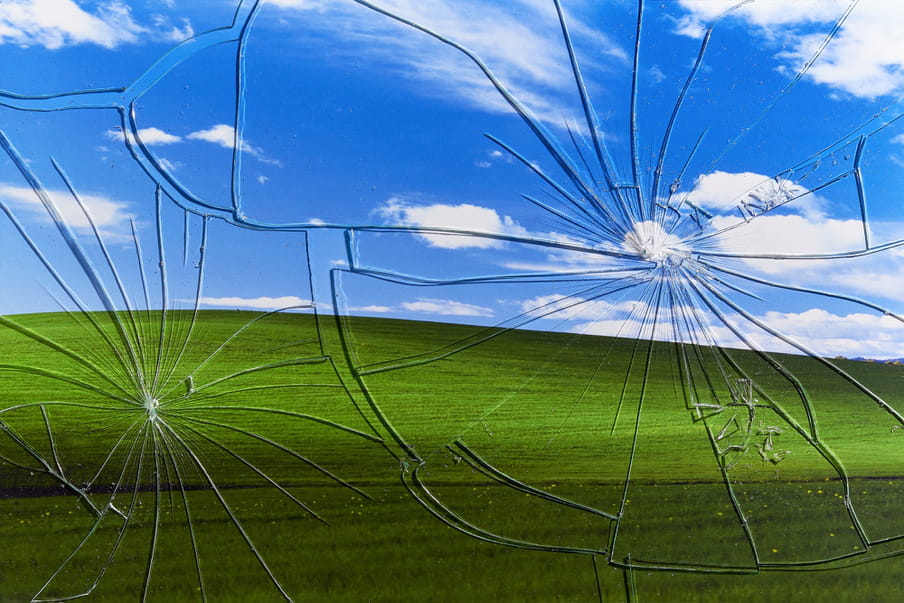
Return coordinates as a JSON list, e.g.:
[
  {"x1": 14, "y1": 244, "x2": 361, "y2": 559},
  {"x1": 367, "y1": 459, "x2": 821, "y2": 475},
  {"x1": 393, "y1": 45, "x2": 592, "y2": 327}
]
[{"x1": 2, "y1": 1, "x2": 903, "y2": 600}]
